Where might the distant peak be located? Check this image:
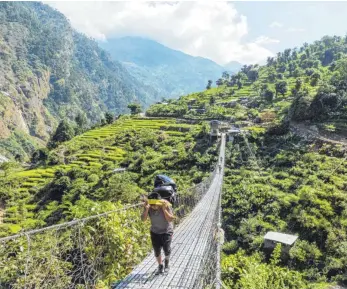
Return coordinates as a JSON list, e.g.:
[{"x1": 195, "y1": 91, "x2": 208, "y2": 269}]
[{"x1": 224, "y1": 61, "x2": 243, "y2": 72}]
